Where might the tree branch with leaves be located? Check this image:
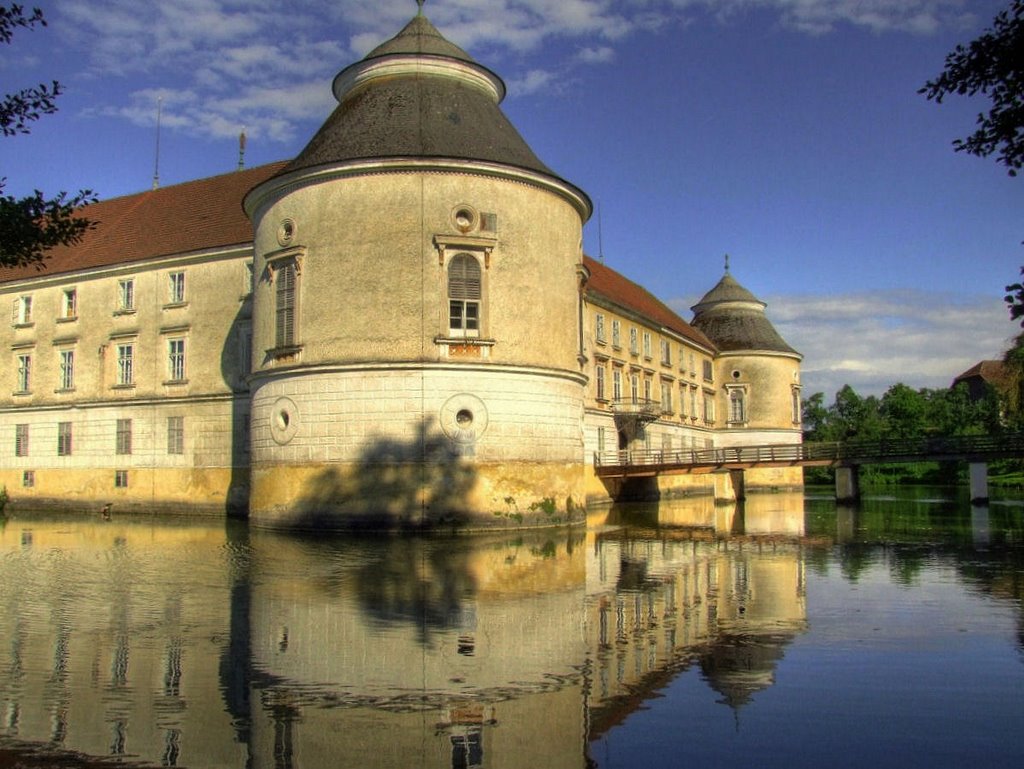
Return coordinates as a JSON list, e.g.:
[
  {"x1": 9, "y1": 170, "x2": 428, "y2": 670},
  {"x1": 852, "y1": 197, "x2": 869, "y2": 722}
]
[
  {"x1": 919, "y1": 0, "x2": 1023, "y2": 176},
  {"x1": 0, "y1": 4, "x2": 94, "y2": 270}
]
